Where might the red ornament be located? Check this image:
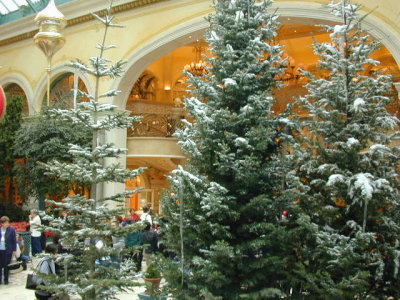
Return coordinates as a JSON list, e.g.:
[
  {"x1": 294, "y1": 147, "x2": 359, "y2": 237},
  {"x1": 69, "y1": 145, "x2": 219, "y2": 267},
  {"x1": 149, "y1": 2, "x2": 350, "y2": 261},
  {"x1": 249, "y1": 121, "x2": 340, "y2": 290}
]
[
  {"x1": 0, "y1": 86, "x2": 5, "y2": 119},
  {"x1": 282, "y1": 210, "x2": 289, "y2": 216}
]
